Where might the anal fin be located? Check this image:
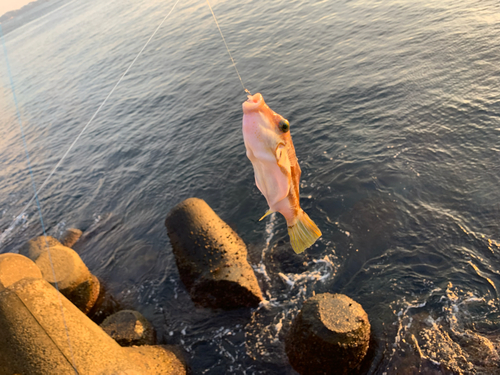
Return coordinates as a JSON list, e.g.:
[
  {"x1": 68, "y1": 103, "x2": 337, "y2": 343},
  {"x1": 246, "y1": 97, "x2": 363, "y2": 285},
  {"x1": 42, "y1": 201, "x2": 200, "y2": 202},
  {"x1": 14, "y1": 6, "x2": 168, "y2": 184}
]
[{"x1": 259, "y1": 209, "x2": 274, "y2": 221}]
